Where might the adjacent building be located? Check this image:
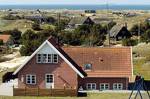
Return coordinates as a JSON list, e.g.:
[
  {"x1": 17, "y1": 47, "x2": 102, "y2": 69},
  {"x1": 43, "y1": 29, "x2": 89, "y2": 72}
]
[
  {"x1": 110, "y1": 25, "x2": 132, "y2": 41},
  {"x1": 68, "y1": 17, "x2": 94, "y2": 29},
  {"x1": 0, "y1": 34, "x2": 13, "y2": 46}
]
